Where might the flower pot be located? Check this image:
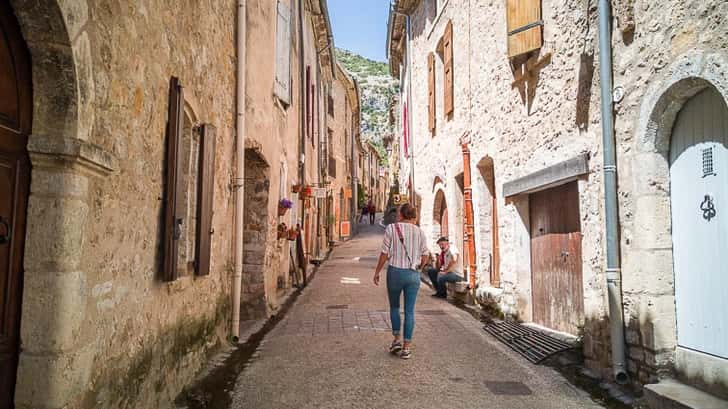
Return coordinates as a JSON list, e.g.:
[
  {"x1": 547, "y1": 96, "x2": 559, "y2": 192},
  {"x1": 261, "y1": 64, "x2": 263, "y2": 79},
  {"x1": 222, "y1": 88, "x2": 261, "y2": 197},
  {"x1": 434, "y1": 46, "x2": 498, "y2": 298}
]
[
  {"x1": 277, "y1": 205, "x2": 288, "y2": 216},
  {"x1": 287, "y1": 229, "x2": 299, "y2": 241},
  {"x1": 276, "y1": 223, "x2": 287, "y2": 240}
]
